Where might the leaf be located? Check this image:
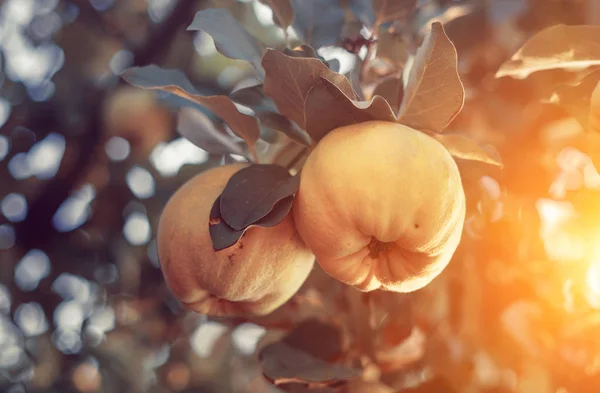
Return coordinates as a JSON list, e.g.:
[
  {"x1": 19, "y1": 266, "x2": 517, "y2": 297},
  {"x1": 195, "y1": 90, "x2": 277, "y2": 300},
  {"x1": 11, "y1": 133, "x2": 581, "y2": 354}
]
[
  {"x1": 259, "y1": 0, "x2": 295, "y2": 29},
  {"x1": 282, "y1": 319, "x2": 343, "y2": 362},
  {"x1": 590, "y1": 81, "x2": 600, "y2": 134},
  {"x1": 349, "y1": 0, "x2": 416, "y2": 27},
  {"x1": 372, "y1": 76, "x2": 404, "y2": 113},
  {"x1": 398, "y1": 22, "x2": 464, "y2": 132},
  {"x1": 374, "y1": 0, "x2": 417, "y2": 24},
  {"x1": 209, "y1": 196, "x2": 246, "y2": 251},
  {"x1": 187, "y1": 8, "x2": 266, "y2": 79},
  {"x1": 431, "y1": 133, "x2": 503, "y2": 167},
  {"x1": 259, "y1": 342, "x2": 360, "y2": 386},
  {"x1": 377, "y1": 29, "x2": 409, "y2": 67},
  {"x1": 549, "y1": 69, "x2": 600, "y2": 129},
  {"x1": 305, "y1": 77, "x2": 396, "y2": 142},
  {"x1": 283, "y1": 44, "x2": 339, "y2": 71},
  {"x1": 262, "y1": 49, "x2": 357, "y2": 129},
  {"x1": 177, "y1": 107, "x2": 247, "y2": 156},
  {"x1": 496, "y1": 25, "x2": 600, "y2": 80},
  {"x1": 121, "y1": 65, "x2": 260, "y2": 158},
  {"x1": 231, "y1": 84, "x2": 313, "y2": 146},
  {"x1": 219, "y1": 164, "x2": 300, "y2": 230},
  {"x1": 373, "y1": 0, "x2": 417, "y2": 24},
  {"x1": 290, "y1": 0, "x2": 345, "y2": 49},
  {"x1": 209, "y1": 194, "x2": 296, "y2": 251}
]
